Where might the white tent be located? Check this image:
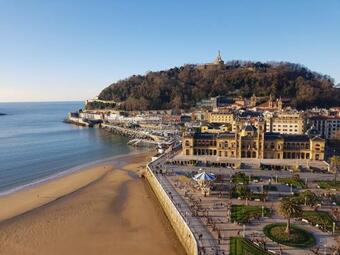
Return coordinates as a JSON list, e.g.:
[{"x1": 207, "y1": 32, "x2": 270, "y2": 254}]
[{"x1": 193, "y1": 172, "x2": 216, "y2": 182}]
